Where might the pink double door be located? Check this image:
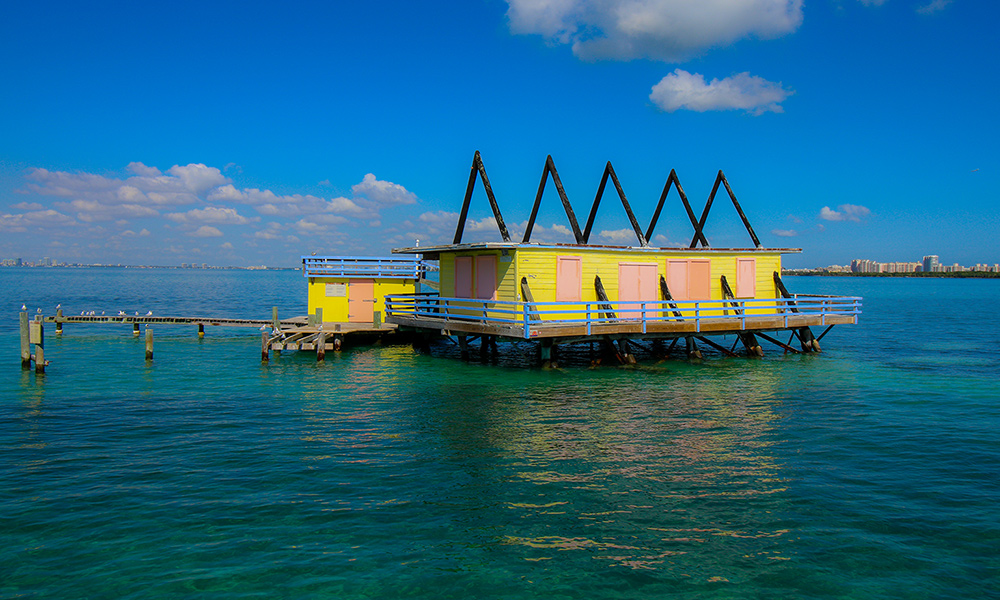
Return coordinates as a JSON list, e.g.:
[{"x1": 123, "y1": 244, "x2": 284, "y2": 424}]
[{"x1": 618, "y1": 263, "x2": 659, "y2": 319}]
